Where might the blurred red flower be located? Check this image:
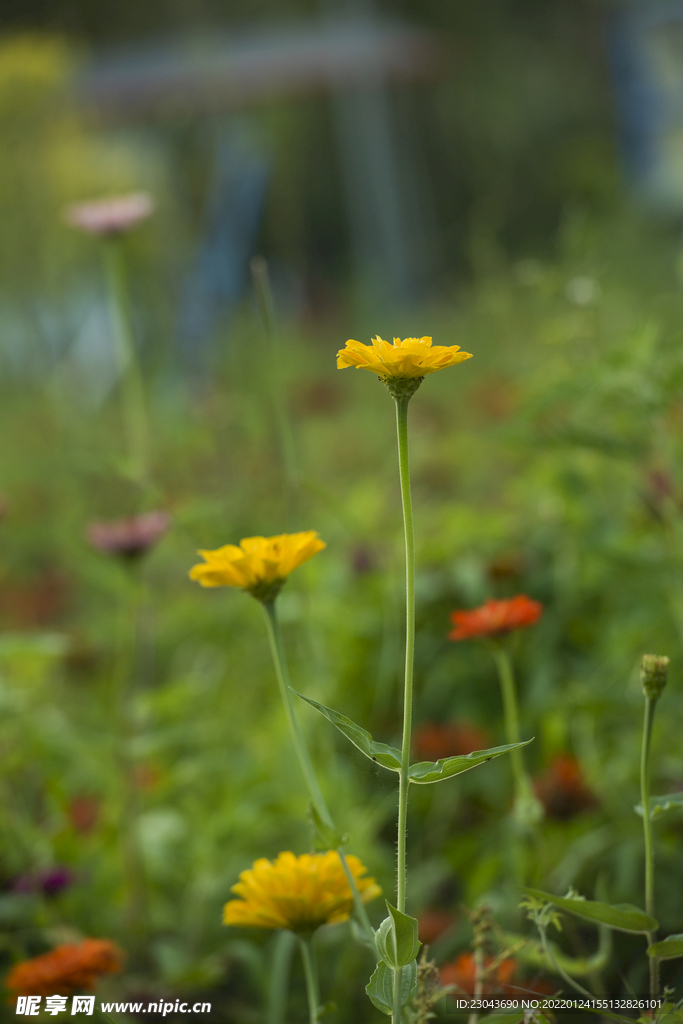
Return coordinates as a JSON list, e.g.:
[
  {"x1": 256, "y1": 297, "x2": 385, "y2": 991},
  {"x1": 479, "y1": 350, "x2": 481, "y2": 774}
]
[
  {"x1": 67, "y1": 796, "x2": 100, "y2": 835},
  {"x1": 449, "y1": 596, "x2": 543, "y2": 641},
  {"x1": 6, "y1": 939, "x2": 123, "y2": 997},
  {"x1": 418, "y1": 909, "x2": 456, "y2": 944},
  {"x1": 440, "y1": 952, "x2": 516, "y2": 995},
  {"x1": 413, "y1": 721, "x2": 491, "y2": 761},
  {"x1": 534, "y1": 755, "x2": 597, "y2": 821}
]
